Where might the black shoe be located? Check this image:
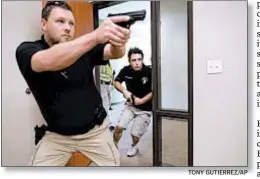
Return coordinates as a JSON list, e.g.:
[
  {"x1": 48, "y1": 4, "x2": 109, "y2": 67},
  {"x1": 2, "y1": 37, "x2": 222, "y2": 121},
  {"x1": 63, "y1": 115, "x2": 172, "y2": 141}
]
[
  {"x1": 109, "y1": 107, "x2": 113, "y2": 110},
  {"x1": 109, "y1": 126, "x2": 115, "y2": 131}
]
